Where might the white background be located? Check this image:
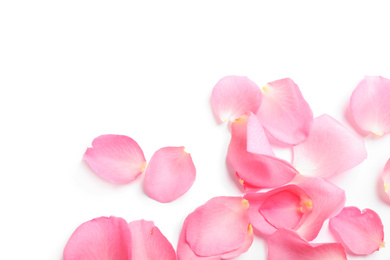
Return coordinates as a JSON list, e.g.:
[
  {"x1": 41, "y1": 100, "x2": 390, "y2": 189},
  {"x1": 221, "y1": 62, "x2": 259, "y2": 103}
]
[{"x1": 1, "y1": 1, "x2": 390, "y2": 259}]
